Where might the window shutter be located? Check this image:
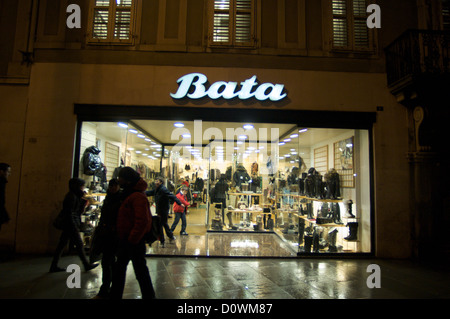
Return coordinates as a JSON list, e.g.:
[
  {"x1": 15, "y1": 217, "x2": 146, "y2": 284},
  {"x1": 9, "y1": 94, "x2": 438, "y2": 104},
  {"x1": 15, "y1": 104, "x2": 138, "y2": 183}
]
[
  {"x1": 443, "y1": 0, "x2": 450, "y2": 31},
  {"x1": 332, "y1": 0, "x2": 370, "y2": 51},
  {"x1": 213, "y1": 1, "x2": 231, "y2": 43},
  {"x1": 211, "y1": 0, "x2": 255, "y2": 47},
  {"x1": 352, "y1": 0, "x2": 368, "y2": 48},
  {"x1": 90, "y1": 0, "x2": 135, "y2": 43},
  {"x1": 235, "y1": 0, "x2": 252, "y2": 44},
  {"x1": 332, "y1": 0, "x2": 348, "y2": 47}
]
